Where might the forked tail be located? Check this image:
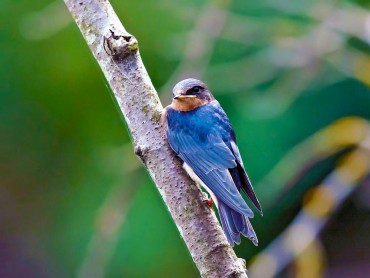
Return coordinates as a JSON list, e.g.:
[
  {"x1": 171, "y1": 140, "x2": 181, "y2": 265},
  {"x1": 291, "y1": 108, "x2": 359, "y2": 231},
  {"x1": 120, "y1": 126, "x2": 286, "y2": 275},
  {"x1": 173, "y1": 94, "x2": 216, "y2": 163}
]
[{"x1": 218, "y1": 200, "x2": 258, "y2": 247}]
